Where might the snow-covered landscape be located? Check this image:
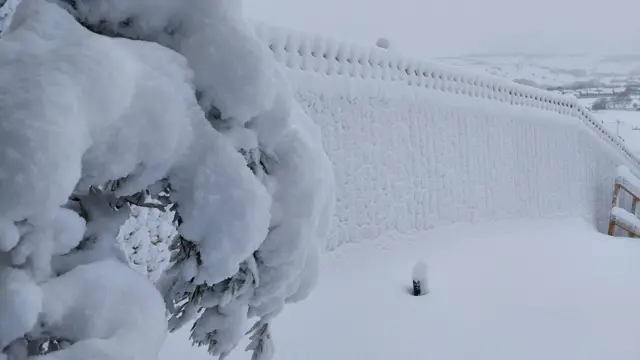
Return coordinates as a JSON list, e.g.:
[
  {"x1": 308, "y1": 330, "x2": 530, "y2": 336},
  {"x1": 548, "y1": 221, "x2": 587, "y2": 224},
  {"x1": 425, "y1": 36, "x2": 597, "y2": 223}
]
[
  {"x1": 439, "y1": 53, "x2": 640, "y2": 90},
  {"x1": 2, "y1": 0, "x2": 640, "y2": 360}
]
